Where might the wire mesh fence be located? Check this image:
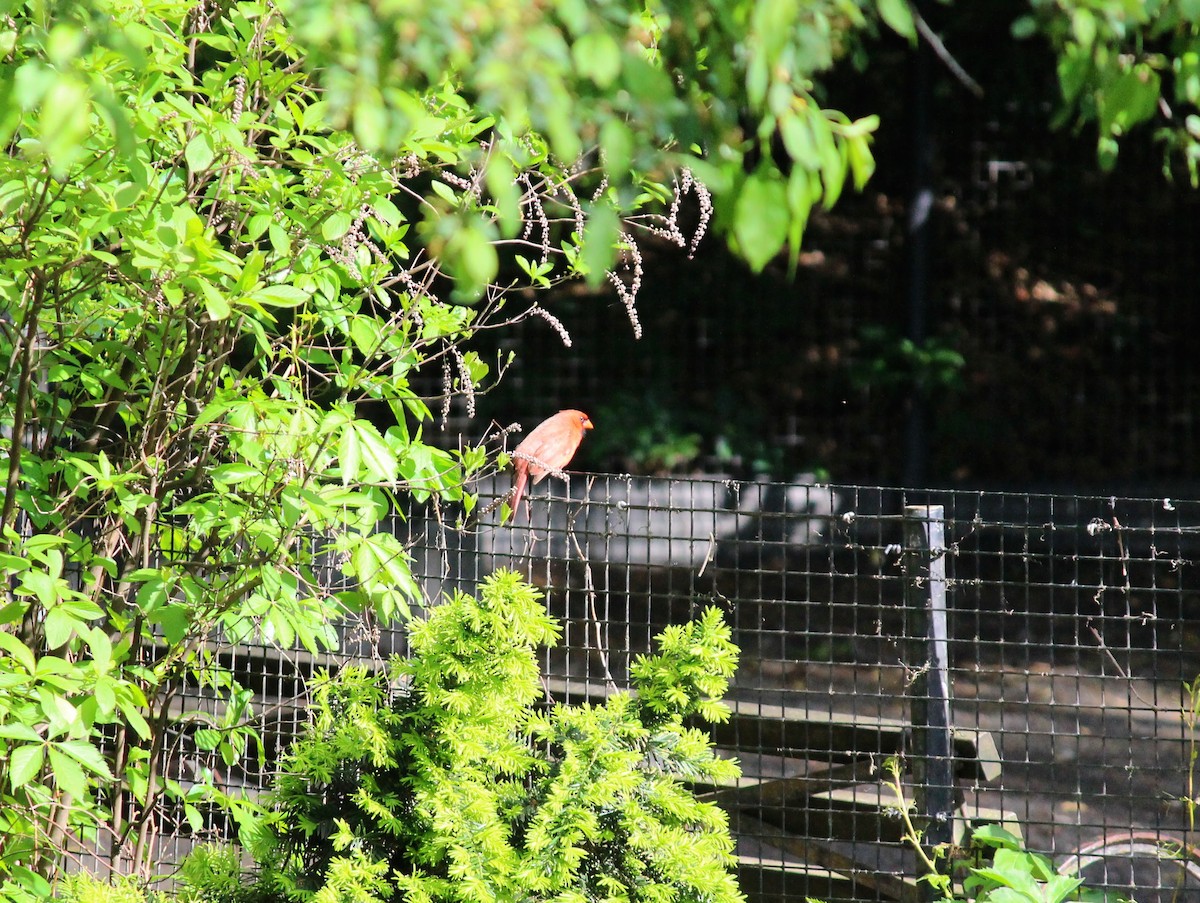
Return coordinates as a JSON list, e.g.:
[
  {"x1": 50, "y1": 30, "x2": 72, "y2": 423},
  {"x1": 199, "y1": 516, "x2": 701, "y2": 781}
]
[{"x1": 151, "y1": 474, "x2": 1200, "y2": 902}]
